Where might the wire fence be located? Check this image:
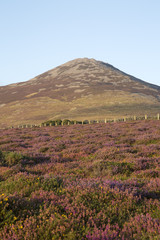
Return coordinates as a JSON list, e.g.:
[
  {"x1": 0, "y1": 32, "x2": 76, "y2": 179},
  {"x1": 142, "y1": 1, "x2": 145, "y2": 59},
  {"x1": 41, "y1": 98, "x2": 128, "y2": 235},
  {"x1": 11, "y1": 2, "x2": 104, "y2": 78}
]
[{"x1": 7, "y1": 113, "x2": 160, "y2": 129}]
